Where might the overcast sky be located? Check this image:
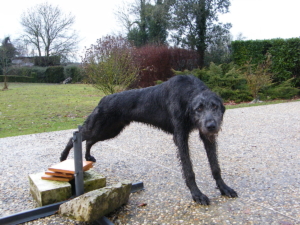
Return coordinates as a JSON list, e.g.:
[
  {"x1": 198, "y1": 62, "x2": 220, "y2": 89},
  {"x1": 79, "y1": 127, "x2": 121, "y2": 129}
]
[{"x1": 1, "y1": 0, "x2": 299, "y2": 56}]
